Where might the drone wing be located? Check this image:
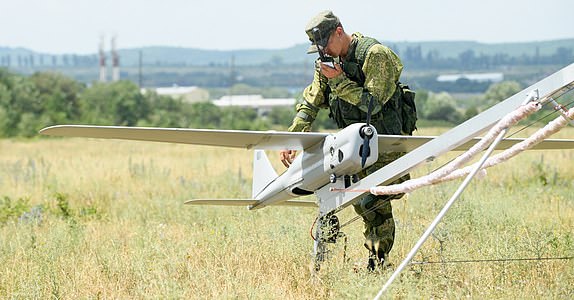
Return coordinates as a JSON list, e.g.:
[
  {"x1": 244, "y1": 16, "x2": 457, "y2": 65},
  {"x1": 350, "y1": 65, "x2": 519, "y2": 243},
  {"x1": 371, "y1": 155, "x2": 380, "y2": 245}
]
[
  {"x1": 377, "y1": 134, "x2": 574, "y2": 152},
  {"x1": 40, "y1": 125, "x2": 327, "y2": 150},
  {"x1": 184, "y1": 199, "x2": 317, "y2": 207},
  {"x1": 40, "y1": 125, "x2": 574, "y2": 152}
]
